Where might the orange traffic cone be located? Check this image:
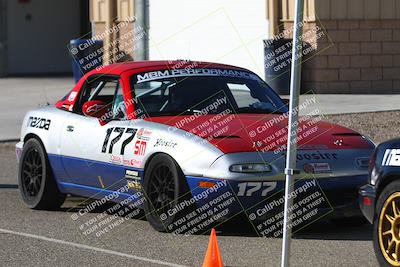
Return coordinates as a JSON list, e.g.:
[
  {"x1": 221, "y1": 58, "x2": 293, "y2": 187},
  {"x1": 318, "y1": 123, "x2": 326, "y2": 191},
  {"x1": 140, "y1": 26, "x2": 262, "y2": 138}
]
[{"x1": 202, "y1": 228, "x2": 224, "y2": 267}]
